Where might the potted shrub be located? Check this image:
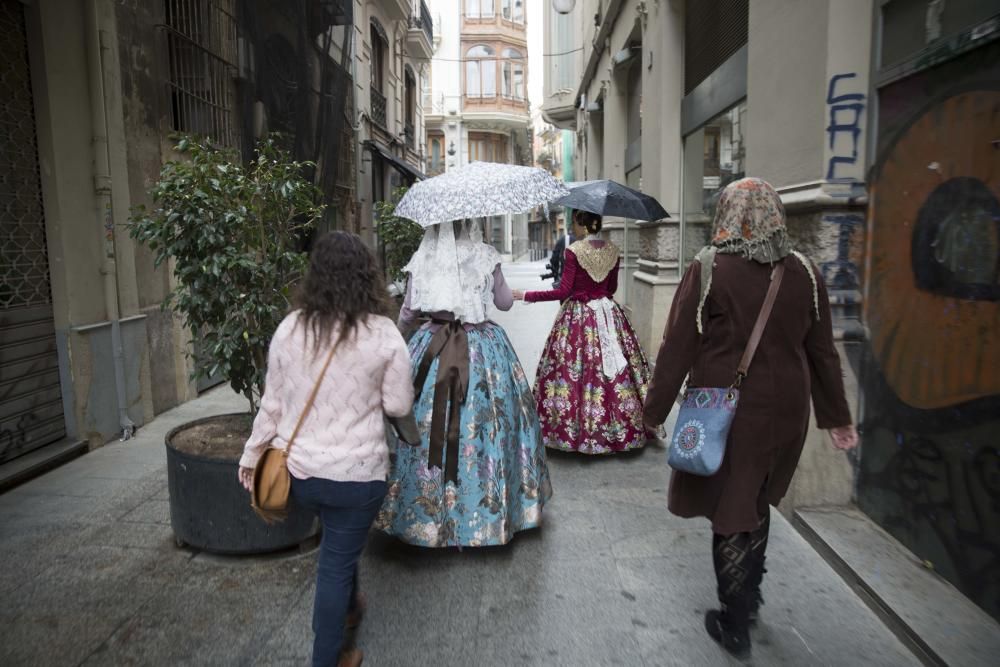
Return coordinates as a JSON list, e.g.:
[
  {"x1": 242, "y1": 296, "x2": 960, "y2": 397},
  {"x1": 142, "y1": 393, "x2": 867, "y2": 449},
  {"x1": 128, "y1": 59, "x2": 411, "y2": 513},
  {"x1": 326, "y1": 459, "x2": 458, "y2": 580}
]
[
  {"x1": 130, "y1": 136, "x2": 323, "y2": 554},
  {"x1": 375, "y1": 186, "x2": 423, "y2": 313}
]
